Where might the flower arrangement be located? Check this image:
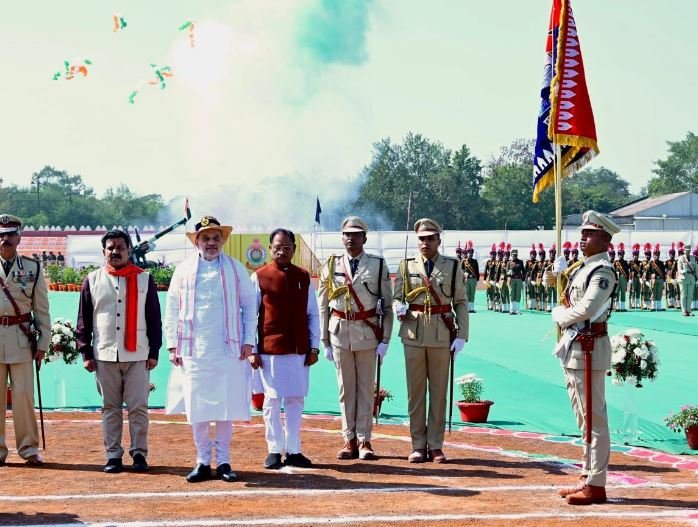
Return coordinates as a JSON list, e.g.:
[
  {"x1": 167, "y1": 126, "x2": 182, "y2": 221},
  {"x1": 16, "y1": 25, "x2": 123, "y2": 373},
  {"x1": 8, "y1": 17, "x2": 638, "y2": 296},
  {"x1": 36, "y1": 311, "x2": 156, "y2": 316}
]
[
  {"x1": 455, "y1": 373, "x2": 483, "y2": 402},
  {"x1": 608, "y1": 329, "x2": 659, "y2": 387},
  {"x1": 374, "y1": 383, "x2": 393, "y2": 402},
  {"x1": 665, "y1": 405, "x2": 698, "y2": 433},
  {"x1": 45, "y1": 318, "x2": 79, "y2": 365}
]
